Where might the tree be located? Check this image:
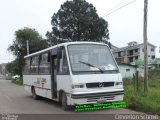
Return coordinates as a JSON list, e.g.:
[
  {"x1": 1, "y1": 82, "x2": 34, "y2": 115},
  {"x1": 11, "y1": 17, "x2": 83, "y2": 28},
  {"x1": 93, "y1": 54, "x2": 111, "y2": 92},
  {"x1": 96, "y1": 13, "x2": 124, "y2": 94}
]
[
  {"x1": 8, "y1": 27, "x2": 48, "y2": 76},
  {"x1": 6, "y1": 60, "x2": 19, "y2": 75},
  {"x1": 46, "y1": 0, "x2": 109, "y2": 46}
]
